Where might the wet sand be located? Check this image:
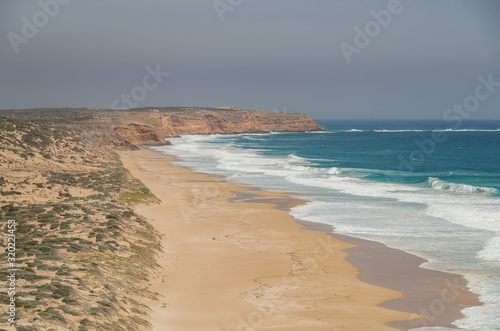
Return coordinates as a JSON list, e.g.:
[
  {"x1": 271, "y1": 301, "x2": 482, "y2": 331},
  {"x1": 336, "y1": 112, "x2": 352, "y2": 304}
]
[
  {"x1": 118, "y1": 147, "x2": 480, "y2": 330},
  {"x1": 299, "y1": 221, "x2": 481, "y2": 330}
]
